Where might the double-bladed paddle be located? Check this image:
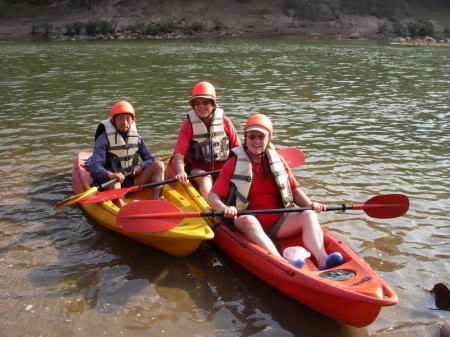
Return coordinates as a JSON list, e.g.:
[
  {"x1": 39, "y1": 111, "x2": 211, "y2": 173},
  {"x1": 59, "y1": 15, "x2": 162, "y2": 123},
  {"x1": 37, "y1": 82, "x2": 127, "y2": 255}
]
[
  {"x1": 78, "y1": 147, "x2": 305, "y2": 205},
  {"x1": 275, "y1": 147, "x2": 305, "y2": 168},
  {"x1": 117, "y1": 194, "x2": 410, "y2": 233},
  {"x1": 53, "y1": 172, "x2": 132, "y2": 211},
  {"x1": 53, "y1": 152, "x2": 175, "y2": 211},
  {"x1": 79, "y1": 169, "x2": 221, "y2": 204}
]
